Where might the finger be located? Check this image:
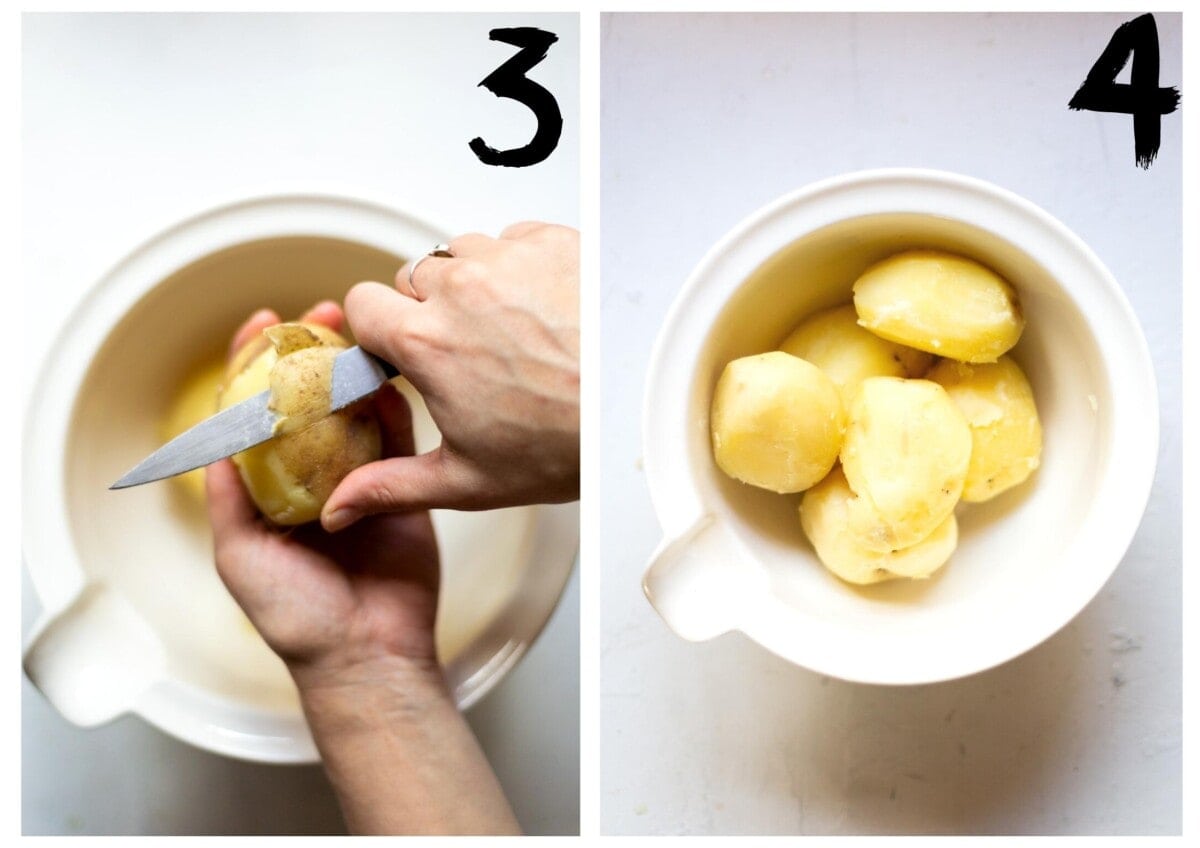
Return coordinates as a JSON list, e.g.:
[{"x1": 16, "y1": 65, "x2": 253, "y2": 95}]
[
  {"x1": 343, "y1": 281, "x2": 425, "y2": 374},
  {"x1": 373, "y1": 382, "x2": 417, "y2": 458},
  {"x1": 396, "y1": 233, "x2": 498, "y2": 301},
  {"x1": 229, "y1": 308, "x2": 280, "y2": 358},
  {"x1": 321, "y1": 446, "x2": 479, "y2": 530},
  {"x1": 446, "y1": 232, "x2": 496, "y2": 256},
  {"x1": 394, "y1": 235, "x2": 485, "y2": 299},
  {"x1": 499, "y1": 220, "x2": 549, "y2": 240},
  {"x1": 298, "y1": 300, "x2": 344, "y2": 333},
  {"x1": 205, "y1": 459, "x2": 260, "y2": 542},
  {"x1": 394, "y1": 255, "x2": 452, "y2": 301}
]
